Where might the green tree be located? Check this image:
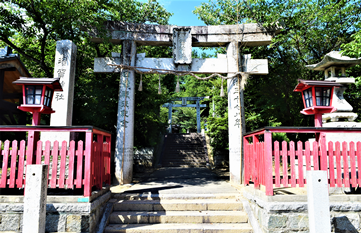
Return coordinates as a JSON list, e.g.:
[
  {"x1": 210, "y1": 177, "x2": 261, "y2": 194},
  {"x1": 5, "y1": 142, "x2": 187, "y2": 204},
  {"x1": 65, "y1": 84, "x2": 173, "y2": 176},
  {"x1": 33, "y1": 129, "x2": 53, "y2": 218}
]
[
  {"x1": 195, "y1": 0, "x2": 361, "y2": 141},
  {"x1": 0, "y1": 0, "x2": 171, "y2": 77},
  {"x1": 0, "y1": 0, "x2": 173, "y2": 149}
]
